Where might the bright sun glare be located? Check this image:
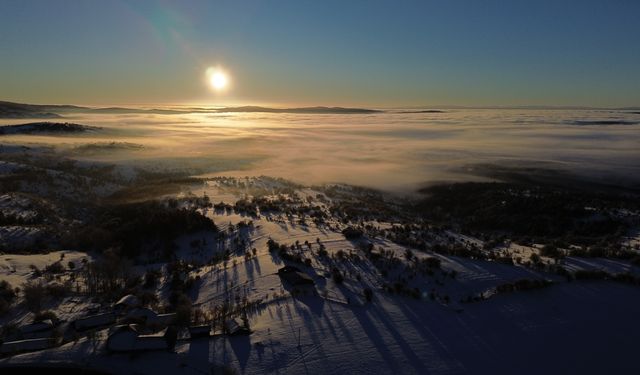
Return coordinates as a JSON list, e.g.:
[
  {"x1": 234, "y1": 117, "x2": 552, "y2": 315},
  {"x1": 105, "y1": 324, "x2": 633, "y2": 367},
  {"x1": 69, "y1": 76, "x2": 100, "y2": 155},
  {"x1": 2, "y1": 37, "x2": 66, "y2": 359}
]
[{"x1": 206, "y1": 67, "x2": 229, "y2": 91}]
